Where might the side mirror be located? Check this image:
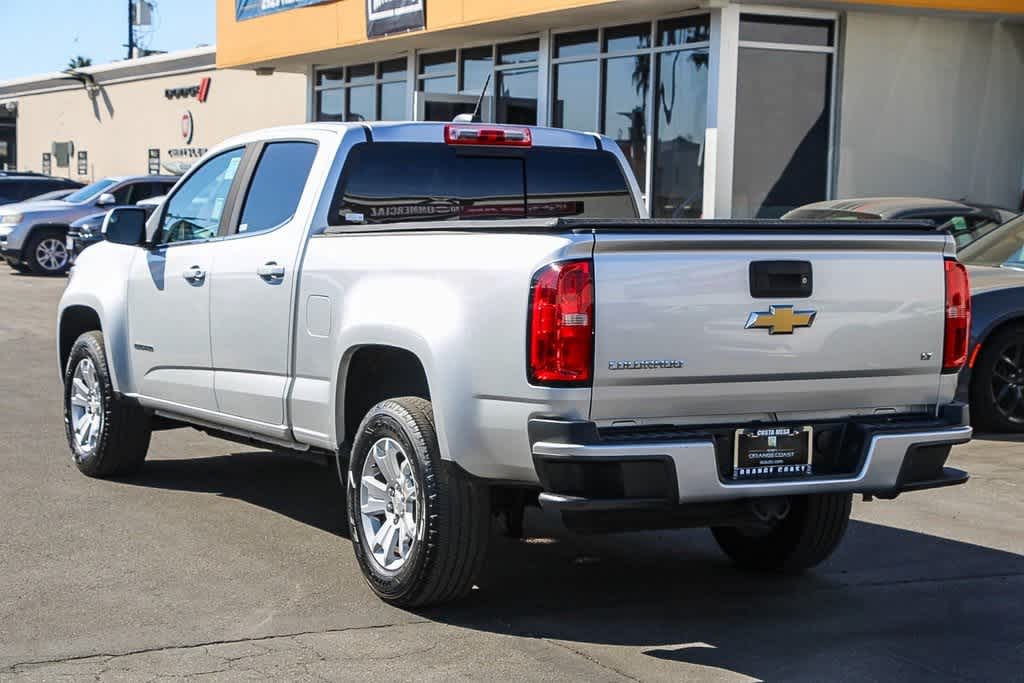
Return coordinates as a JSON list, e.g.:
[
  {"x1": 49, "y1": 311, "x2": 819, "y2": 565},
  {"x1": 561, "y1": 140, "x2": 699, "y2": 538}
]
[
  {"x1": 96, "y1": 192, "x2": 116, "y2": 206},
  {"x1": 102, "y1": 207, "x2": 148, "y2": 247}
]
